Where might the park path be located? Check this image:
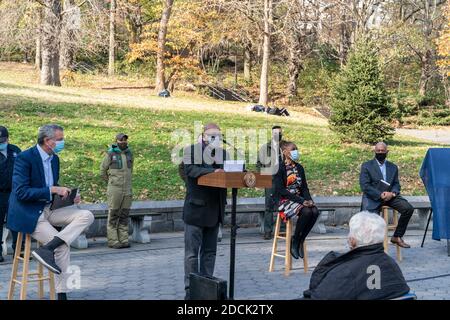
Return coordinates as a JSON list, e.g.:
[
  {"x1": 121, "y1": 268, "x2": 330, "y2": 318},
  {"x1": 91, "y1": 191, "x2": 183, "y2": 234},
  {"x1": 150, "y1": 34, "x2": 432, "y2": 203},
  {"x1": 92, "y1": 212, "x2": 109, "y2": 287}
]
[
  {"x1": 396, "y1": 128, "x2": 450, "y2": 145},
  {"x1": 1, "y1": 227, "x2": 449, "y2": 300}
]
